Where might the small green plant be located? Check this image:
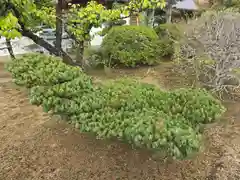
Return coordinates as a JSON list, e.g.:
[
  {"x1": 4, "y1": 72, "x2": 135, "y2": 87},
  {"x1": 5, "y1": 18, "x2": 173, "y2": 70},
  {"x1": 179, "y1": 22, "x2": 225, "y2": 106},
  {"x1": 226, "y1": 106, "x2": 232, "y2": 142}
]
[
  {"x1": 84, "y1": 47, "x2": 104, "y2": 68},
  {"x1": 101, "y1": 25, "x2": 163, "y2": 67},
  {"x1": 7, "y1": 53, "x2": 225, "y2": 159},
  {"x1": 154, "y1": 23, "x2": 183, "y2": 57}
]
